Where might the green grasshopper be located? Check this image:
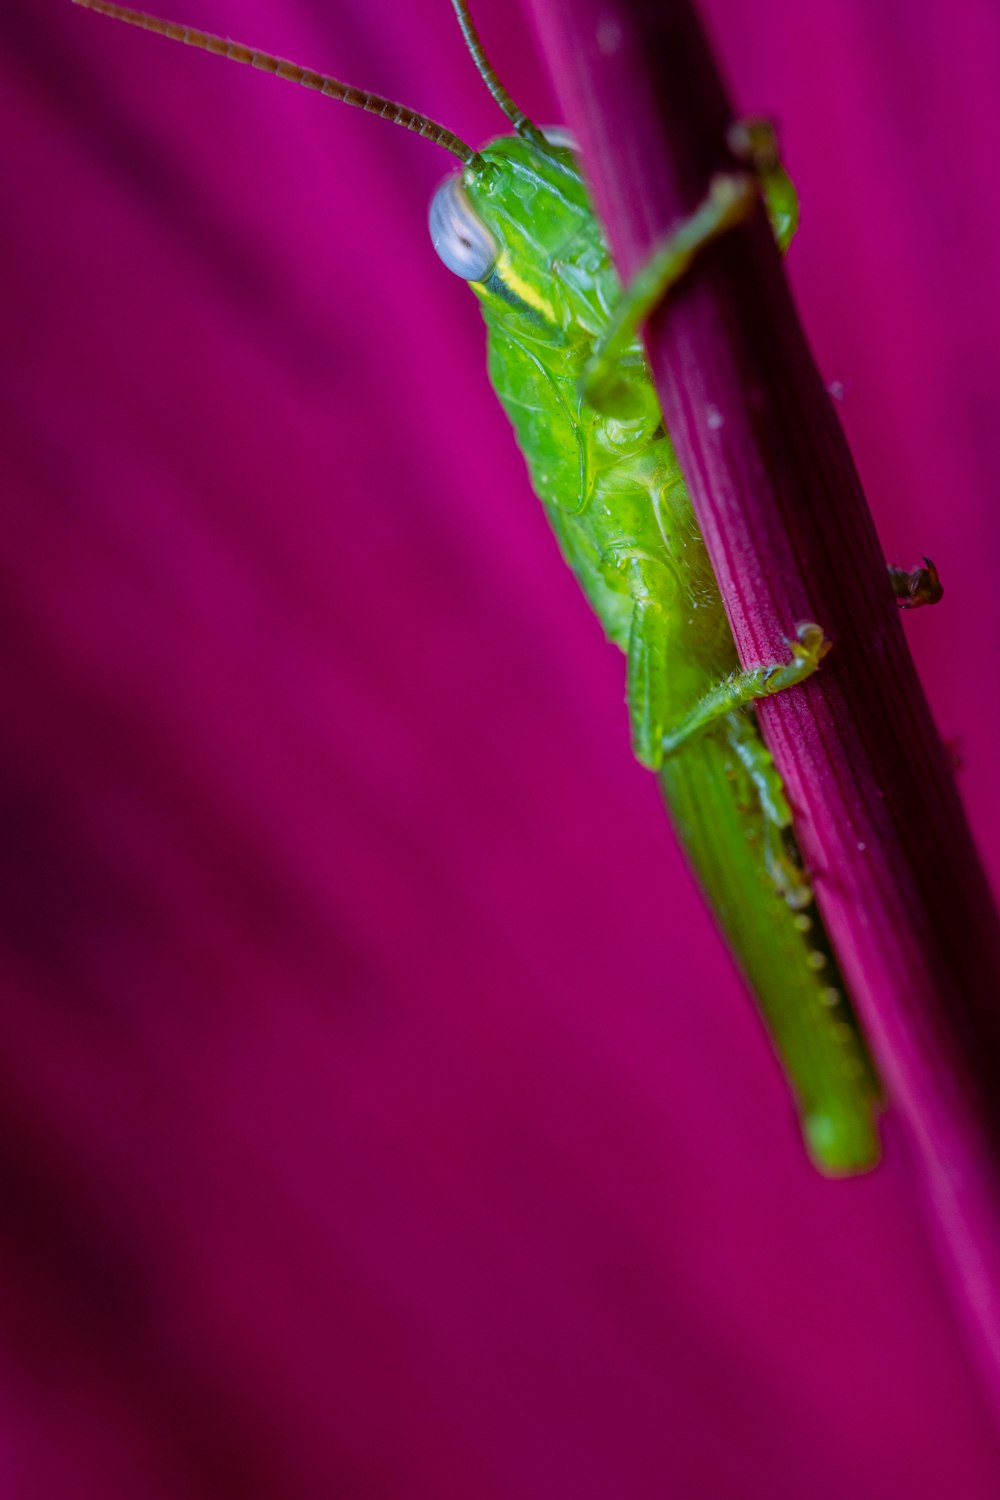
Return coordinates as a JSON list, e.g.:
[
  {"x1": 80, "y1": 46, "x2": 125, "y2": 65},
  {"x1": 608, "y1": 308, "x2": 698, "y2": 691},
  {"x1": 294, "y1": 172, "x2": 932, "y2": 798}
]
[{"x1": 74, "y1": 0, "x2": 943, "y2": 1173}]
